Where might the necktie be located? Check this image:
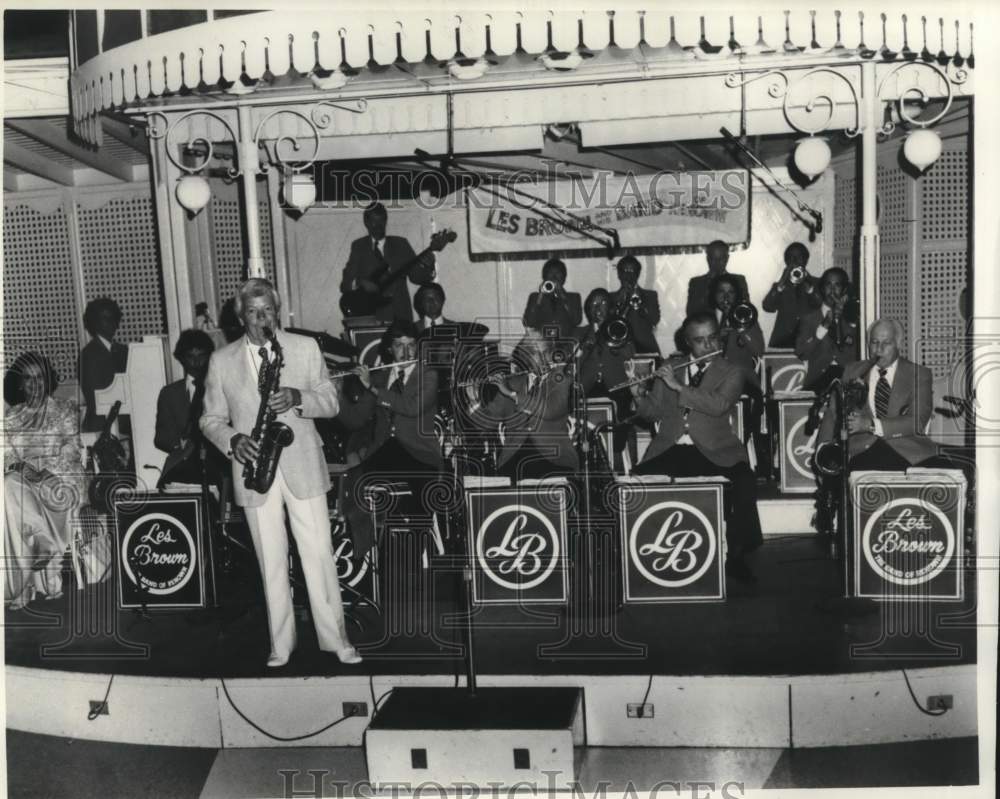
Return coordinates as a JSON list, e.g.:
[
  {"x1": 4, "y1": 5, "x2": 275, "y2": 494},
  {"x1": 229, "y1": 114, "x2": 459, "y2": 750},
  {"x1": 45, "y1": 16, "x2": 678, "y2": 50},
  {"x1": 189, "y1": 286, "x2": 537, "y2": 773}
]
[
  {"x1": 257, "y1": 347, "x2": 269, "y2": 392},
  {"x1": 875, "y1": 367, "x2": 891, "y2": 419},
  {"x1": 391, "y1": 368, "x2": 406, "y2": 394},
  {"x1": 689, "y1": 363, "x2": 707, "y2": 387}
]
